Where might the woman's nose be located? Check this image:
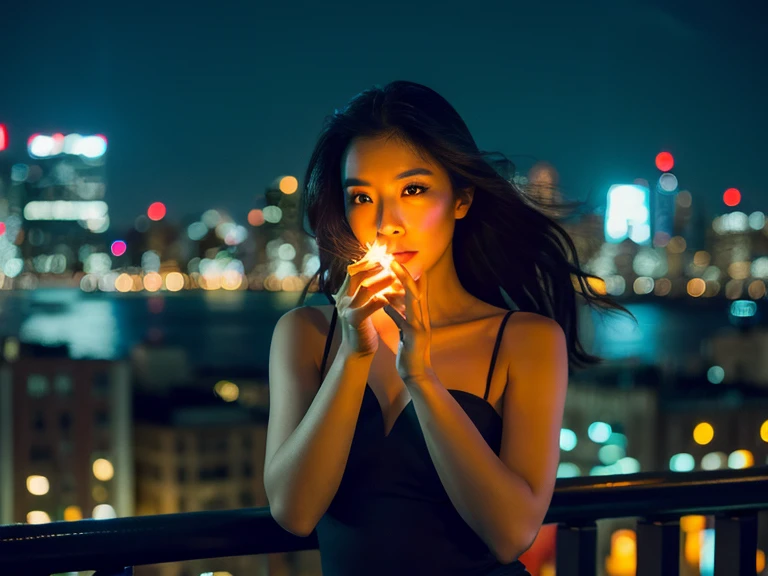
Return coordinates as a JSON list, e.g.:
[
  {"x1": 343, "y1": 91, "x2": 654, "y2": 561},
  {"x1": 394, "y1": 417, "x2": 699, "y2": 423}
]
[{"x1": 377, "y1": 203, "x2": 405, "y2": 236}]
